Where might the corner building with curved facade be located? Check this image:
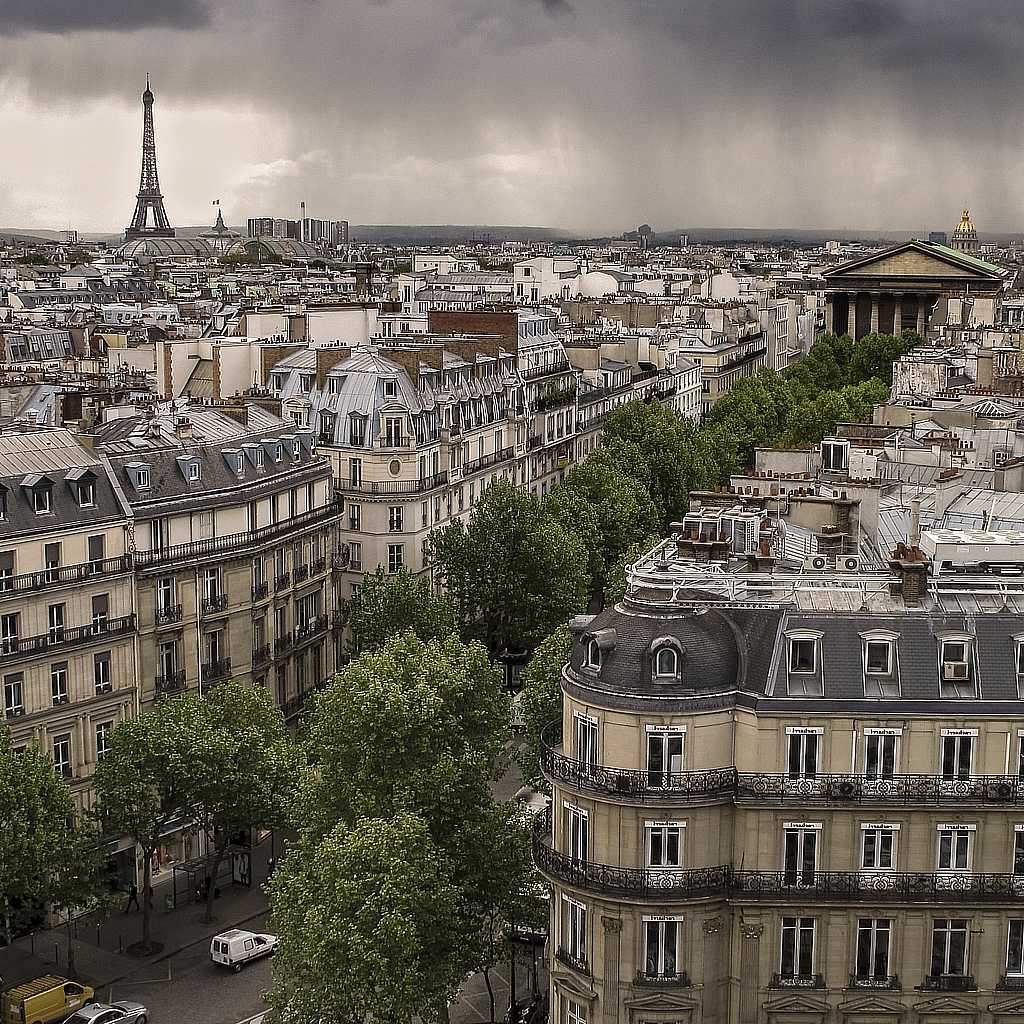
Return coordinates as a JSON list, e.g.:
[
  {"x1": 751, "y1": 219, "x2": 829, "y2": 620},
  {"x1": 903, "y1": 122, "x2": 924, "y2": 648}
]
[{"x1": 537, "y1": 534, "x2": 1024, "y2": 1024}]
